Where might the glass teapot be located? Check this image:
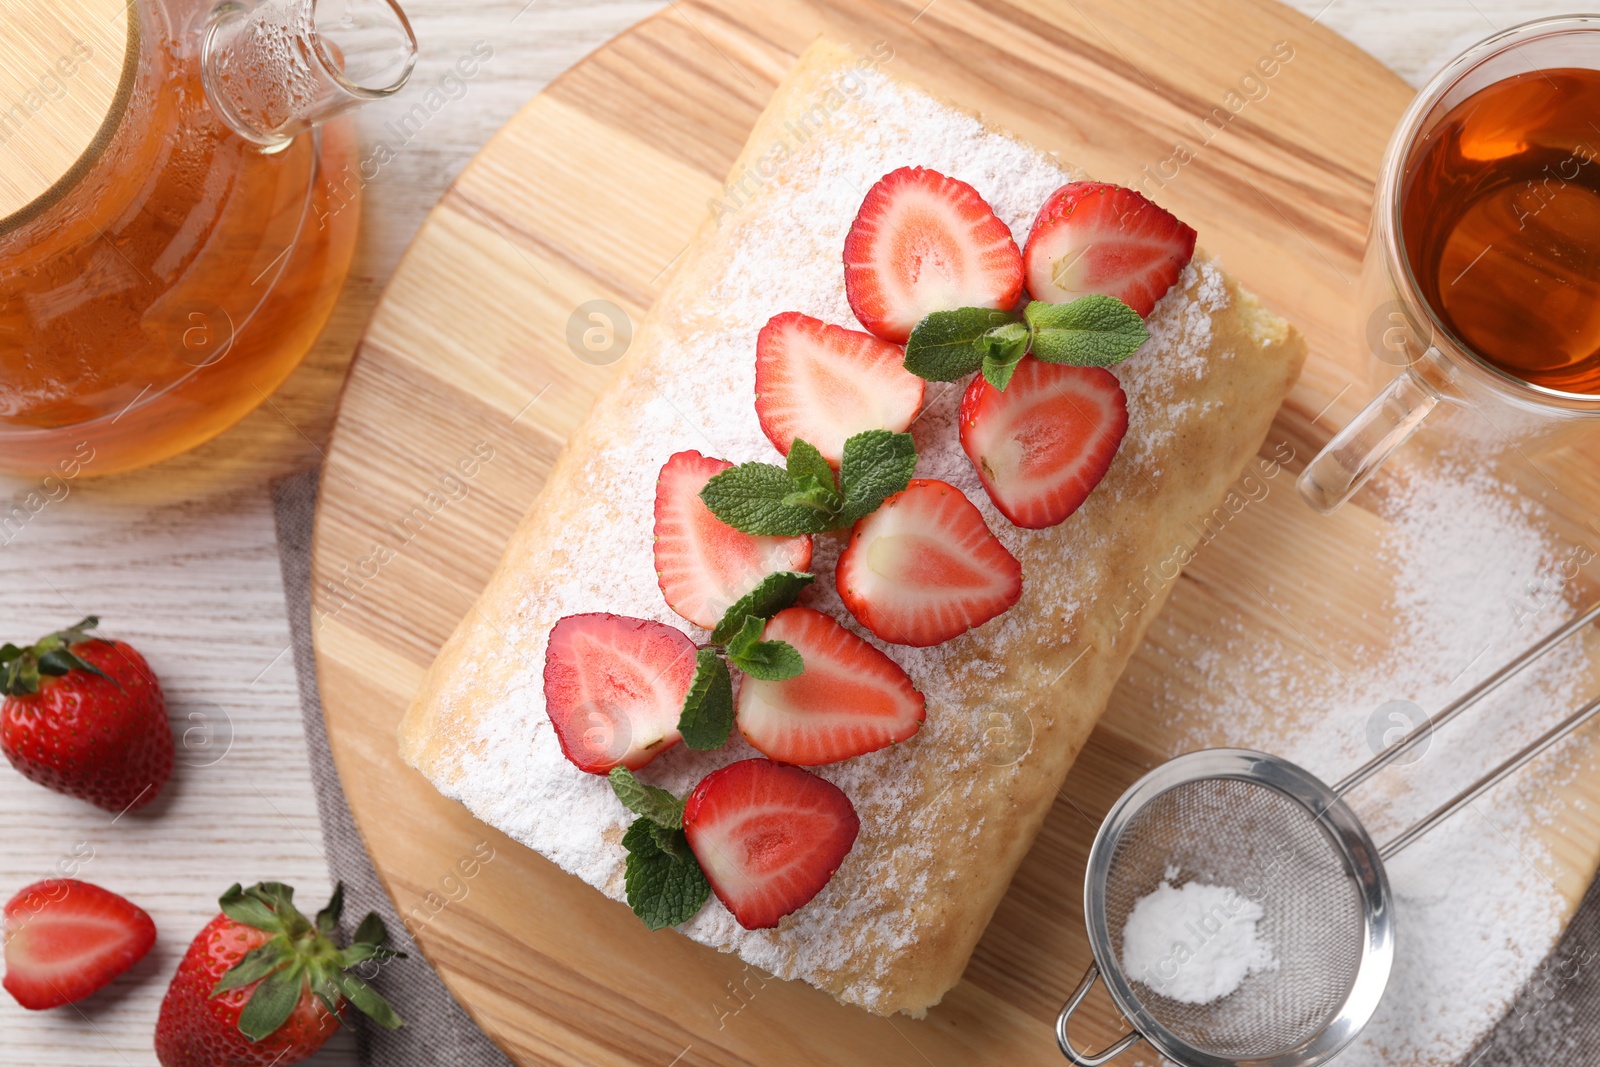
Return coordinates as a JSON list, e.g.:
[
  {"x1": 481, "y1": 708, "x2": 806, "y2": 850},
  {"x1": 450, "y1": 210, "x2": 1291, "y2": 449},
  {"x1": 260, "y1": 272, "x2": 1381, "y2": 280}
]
[{"x1": 0, "y1": 0, "x2": 415, "y2": 476}]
